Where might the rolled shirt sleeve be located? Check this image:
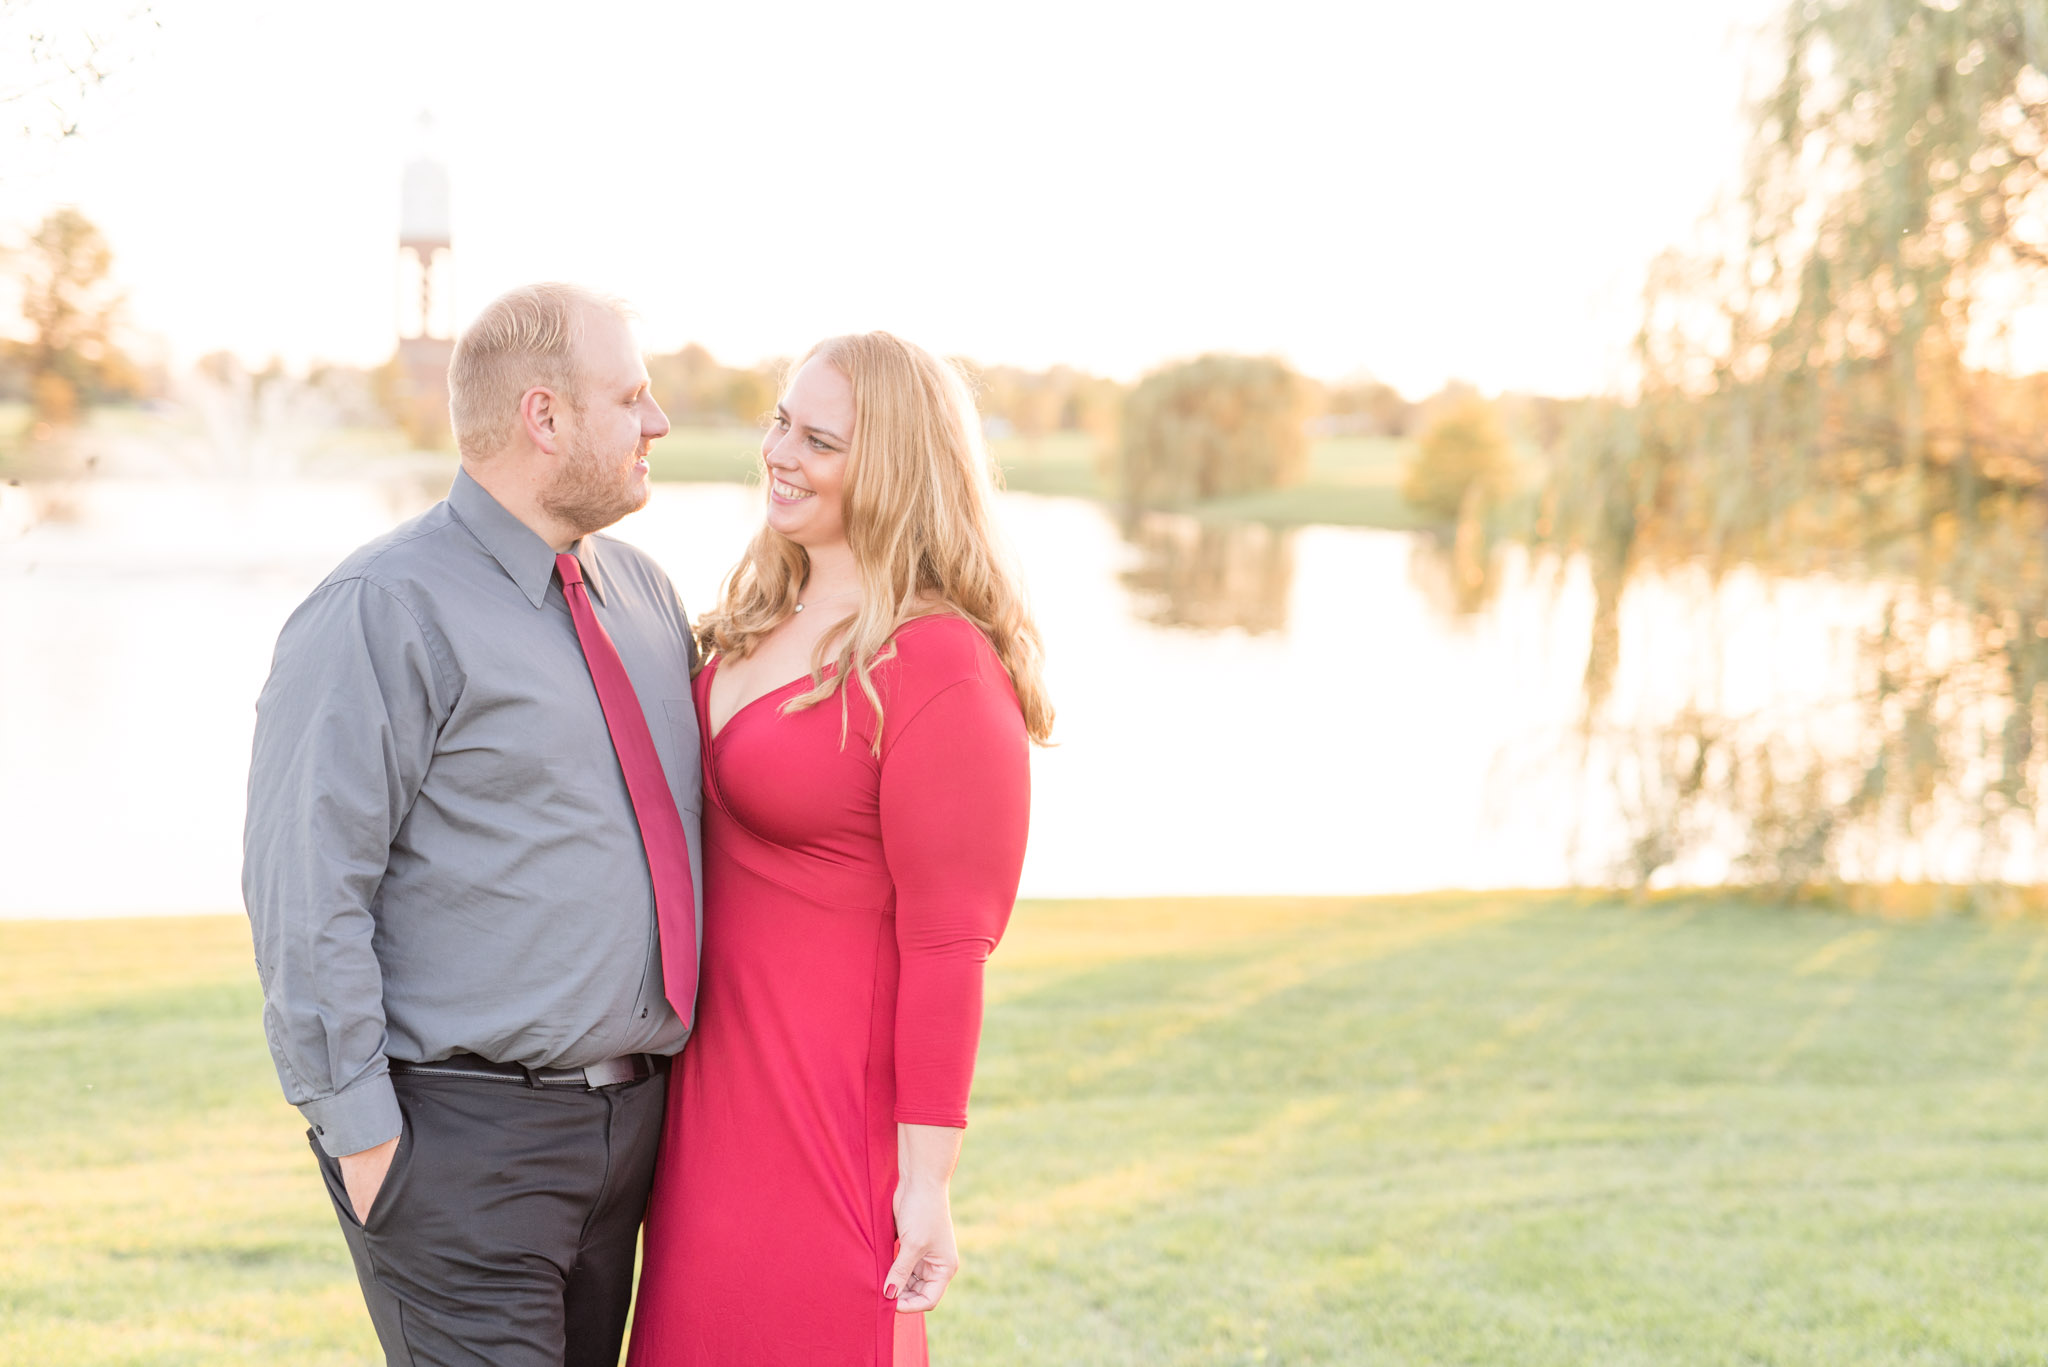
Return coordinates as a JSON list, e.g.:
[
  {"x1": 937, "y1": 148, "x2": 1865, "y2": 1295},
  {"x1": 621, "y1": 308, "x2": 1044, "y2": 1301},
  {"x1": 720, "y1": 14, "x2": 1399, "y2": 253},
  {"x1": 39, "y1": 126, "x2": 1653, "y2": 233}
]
[{"x1": 244, "y1": 577, "x2": 448, "y2": 1156}]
